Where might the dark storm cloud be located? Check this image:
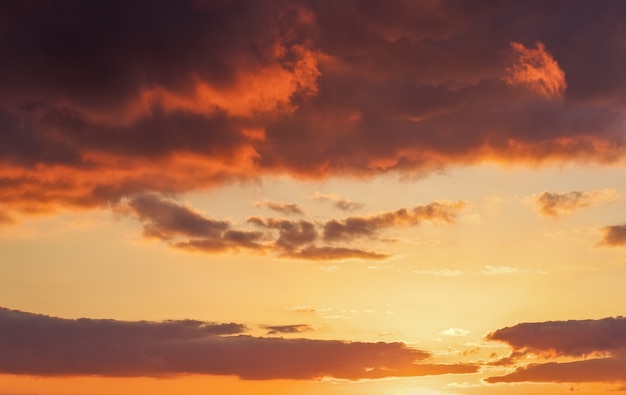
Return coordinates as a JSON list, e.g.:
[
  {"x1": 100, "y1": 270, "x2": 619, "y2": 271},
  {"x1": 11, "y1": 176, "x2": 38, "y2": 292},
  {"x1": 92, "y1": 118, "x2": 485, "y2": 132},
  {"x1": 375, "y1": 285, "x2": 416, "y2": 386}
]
[
  {"x1": 2, "y1": 1, "x2": 626, "y2": 215},
  {"x1": 0, "y1": 307, "x2": 478, "y2": 380},
  {"x1": 486, "y1": 317, "x2": 626, "y2": 384}
]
